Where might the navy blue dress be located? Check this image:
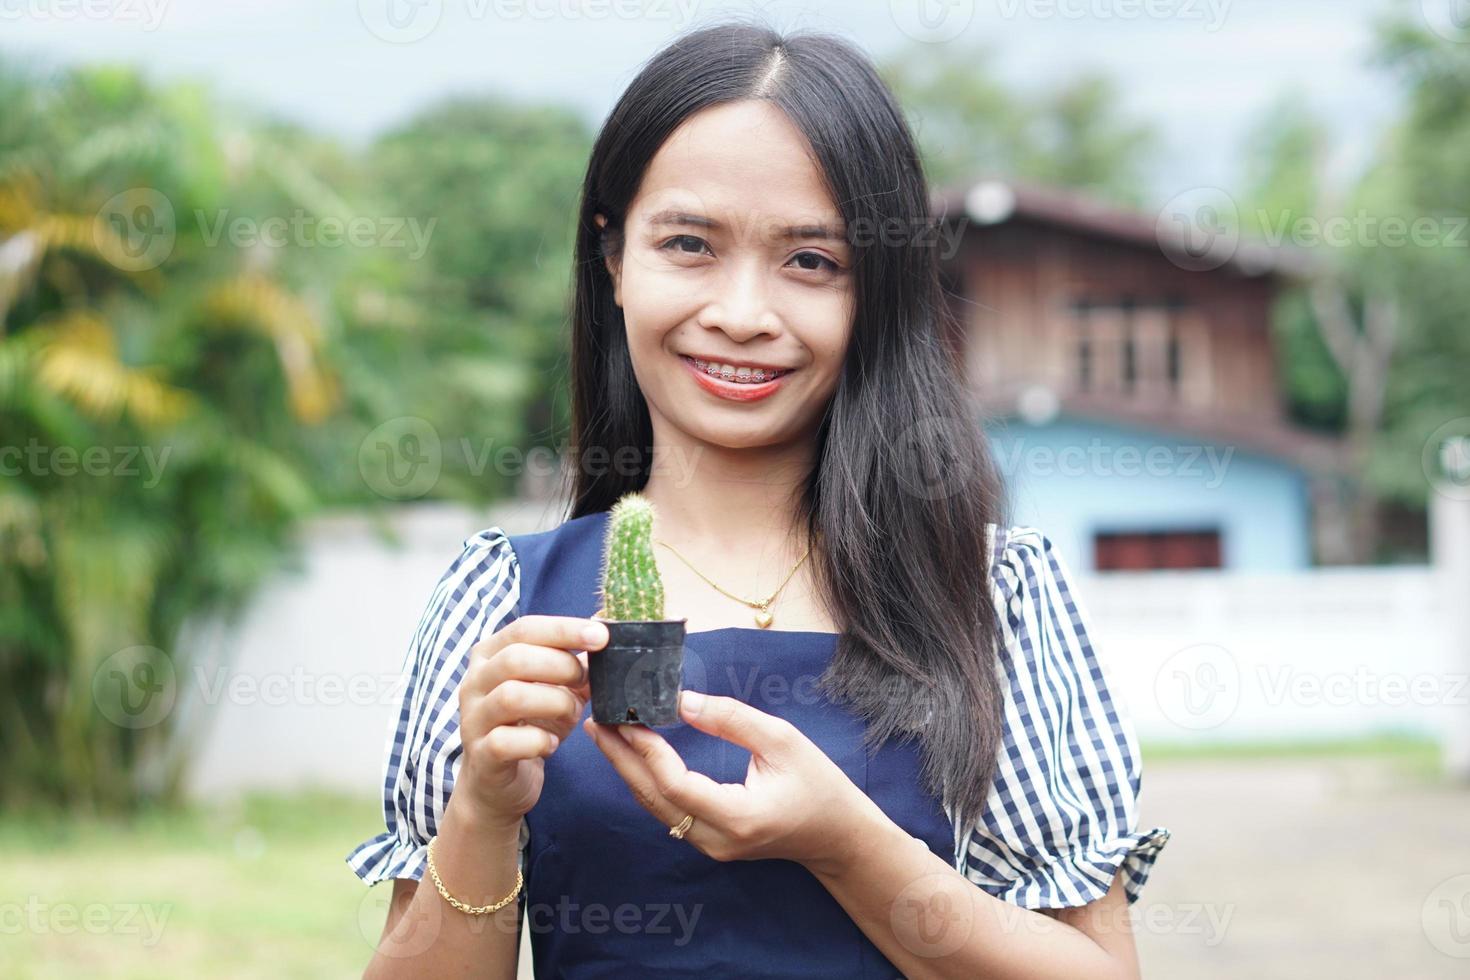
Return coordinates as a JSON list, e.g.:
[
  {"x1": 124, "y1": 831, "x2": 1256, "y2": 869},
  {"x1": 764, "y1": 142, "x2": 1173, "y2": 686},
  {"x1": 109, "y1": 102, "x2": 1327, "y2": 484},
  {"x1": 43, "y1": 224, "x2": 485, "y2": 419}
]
[{"x1": 508, "y1": 509, "x2": 954, "y2": 977}]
